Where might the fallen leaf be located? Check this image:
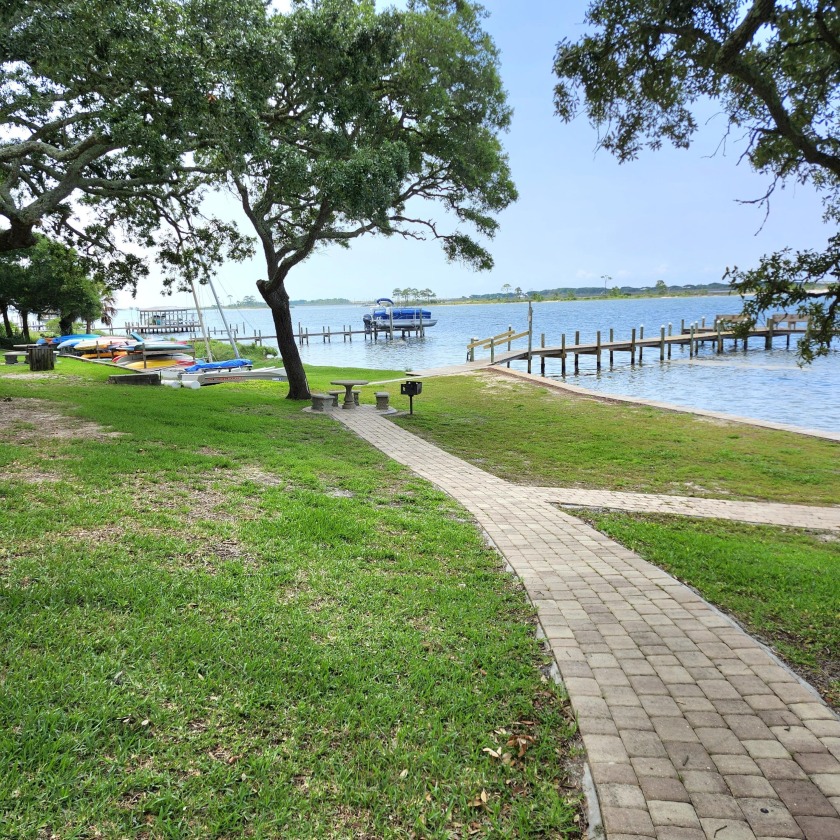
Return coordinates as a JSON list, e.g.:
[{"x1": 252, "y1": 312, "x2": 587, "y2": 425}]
[
  {"x1": 399, "y1": 768, "x2": 408, "y2": 778},
  {"x1": 482, "y1": 747, "x2": 500, "y2": 759}
]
